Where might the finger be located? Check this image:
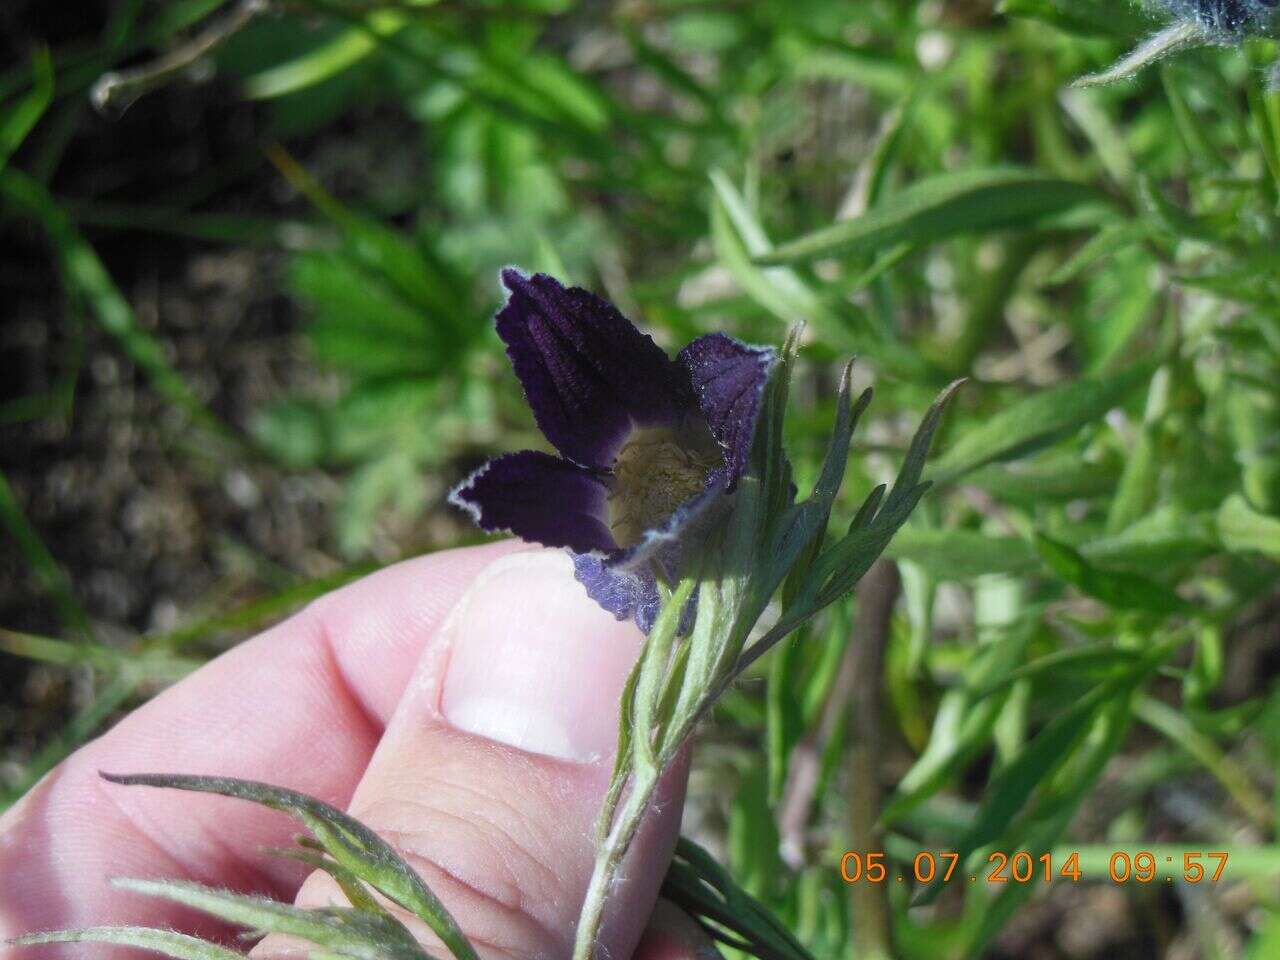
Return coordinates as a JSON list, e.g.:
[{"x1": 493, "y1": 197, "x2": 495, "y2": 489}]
[
  {"x1": 256, "y1": 549, "x2": 690, "y2": 960},
  {"x1": 0, "y1": 540, "x2": 524, "y2": 957},
  {"x1": 633, "y1": 901, "x2": 723, "y2": 960}
]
